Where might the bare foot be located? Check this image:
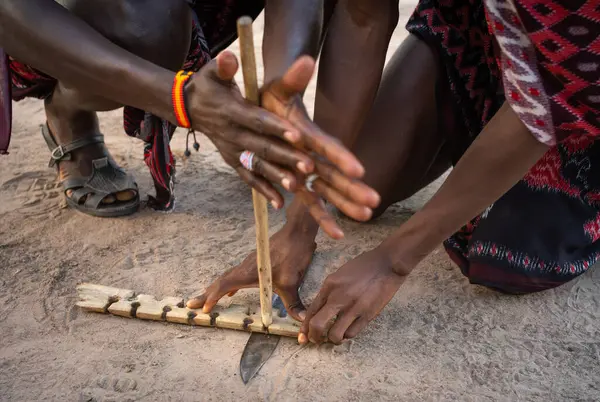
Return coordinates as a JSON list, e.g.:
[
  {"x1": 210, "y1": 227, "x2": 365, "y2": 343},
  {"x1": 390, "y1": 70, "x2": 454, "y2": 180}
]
[{"x1": 187, "y1": 224, "x2": 317, "y2": 321}]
